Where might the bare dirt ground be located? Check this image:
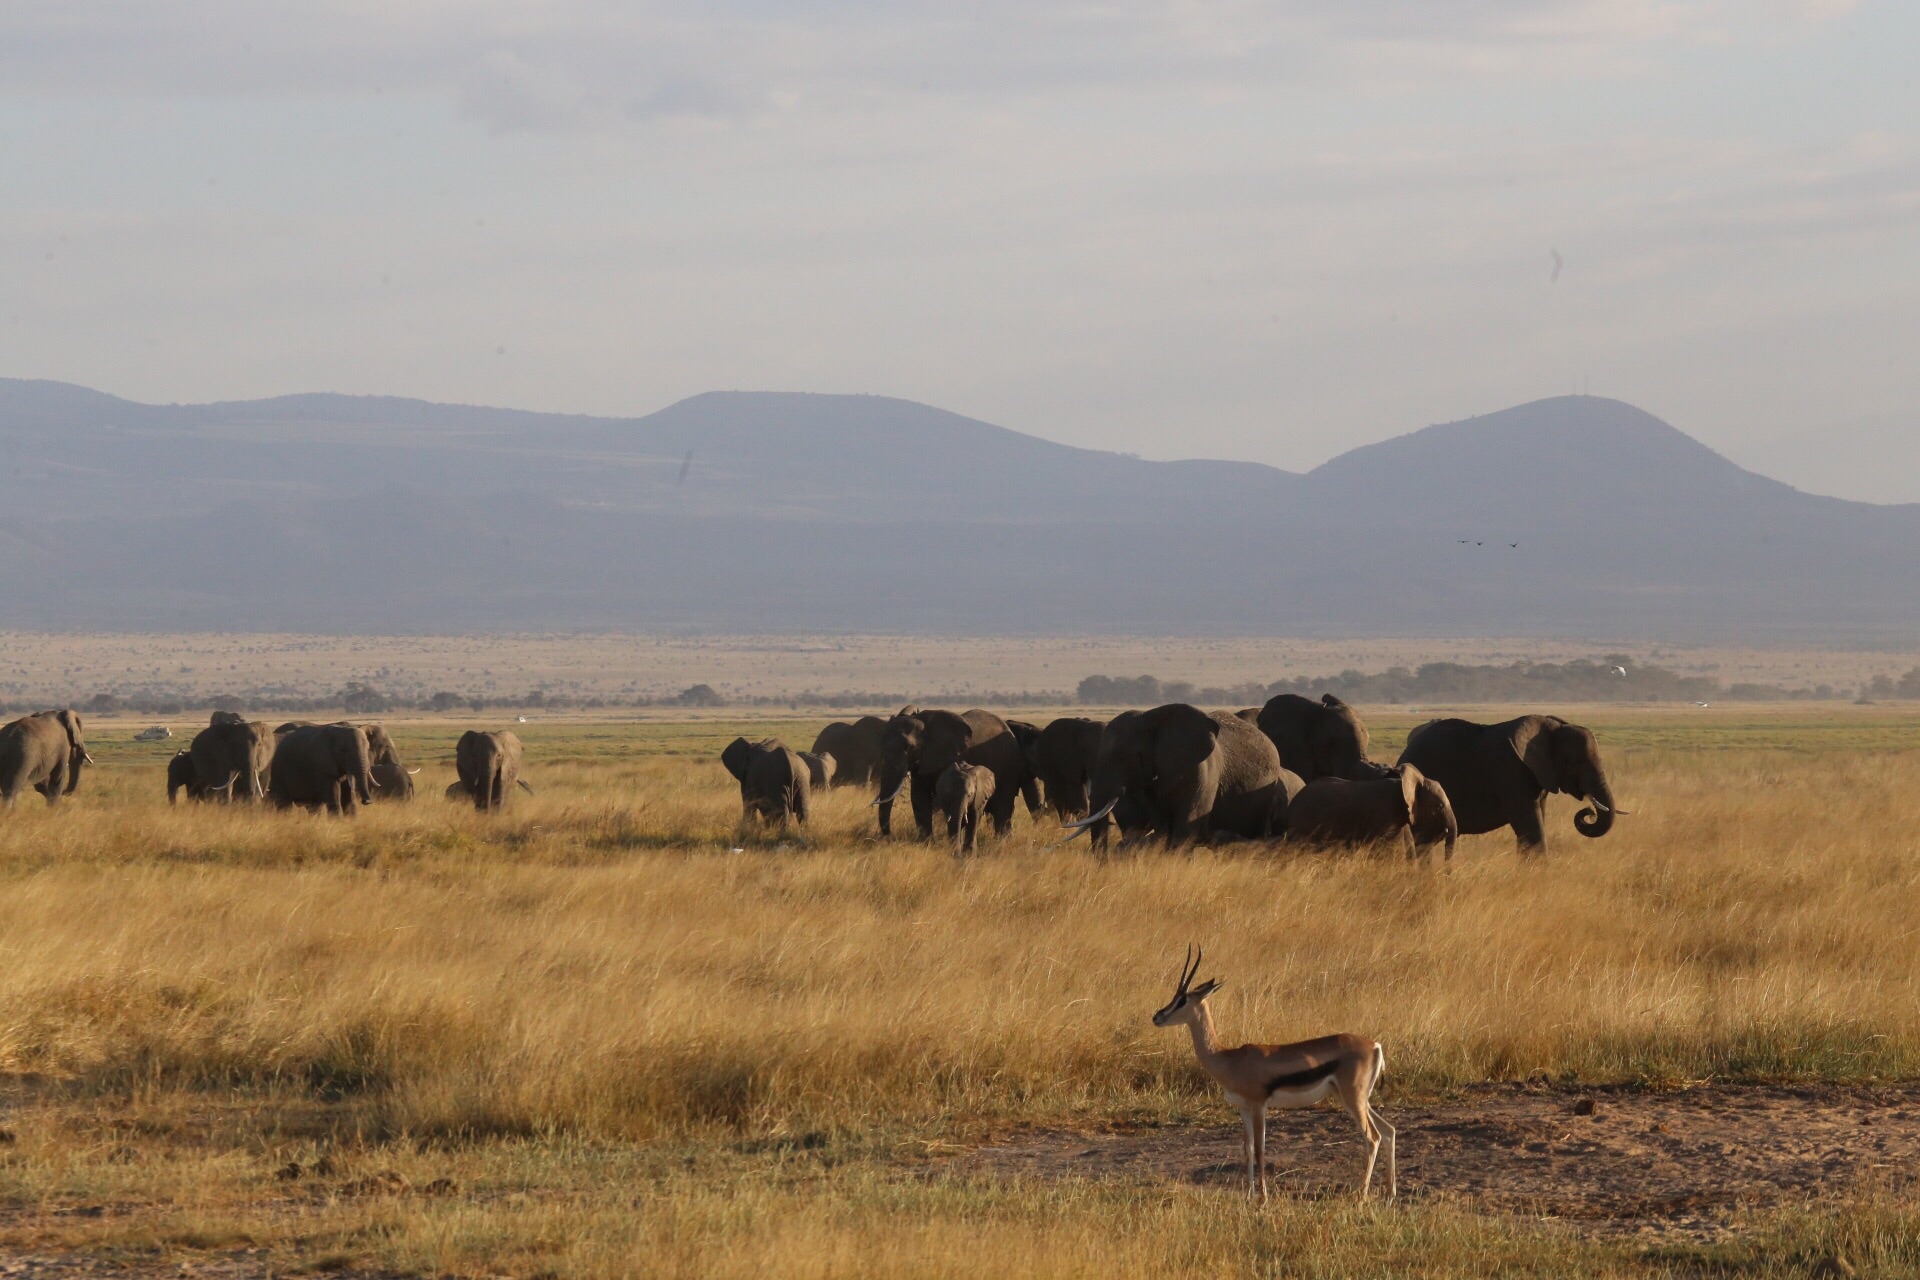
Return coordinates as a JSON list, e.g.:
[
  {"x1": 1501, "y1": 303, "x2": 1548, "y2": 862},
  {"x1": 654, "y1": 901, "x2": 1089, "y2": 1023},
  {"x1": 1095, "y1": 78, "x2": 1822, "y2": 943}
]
[
  {"x1": 3, "y1": 631, "x2": 1915, "y2": 706},
  {"x1": 965, "y1": 1084, "x2": 1920, "y2": 1242}
]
